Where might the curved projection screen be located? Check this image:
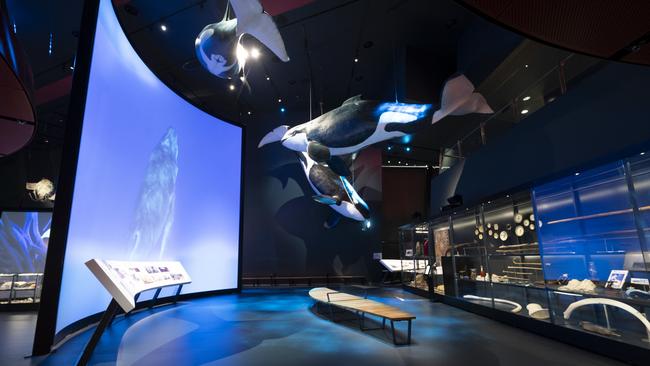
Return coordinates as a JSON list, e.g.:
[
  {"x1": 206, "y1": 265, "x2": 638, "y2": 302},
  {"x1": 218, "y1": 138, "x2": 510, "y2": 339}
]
[{"x1": 56, "y1": 0, "x2": 241, "y2": 333}]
